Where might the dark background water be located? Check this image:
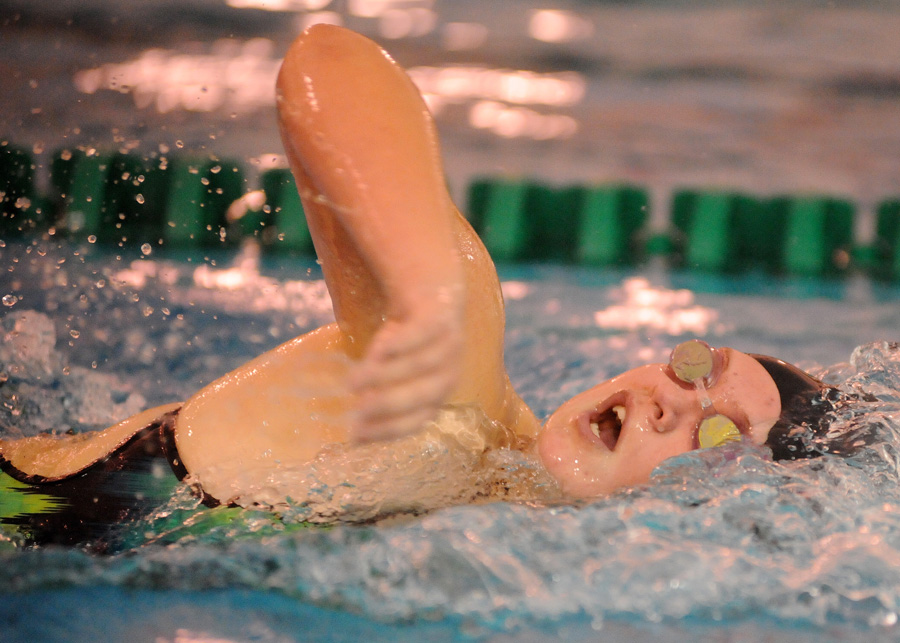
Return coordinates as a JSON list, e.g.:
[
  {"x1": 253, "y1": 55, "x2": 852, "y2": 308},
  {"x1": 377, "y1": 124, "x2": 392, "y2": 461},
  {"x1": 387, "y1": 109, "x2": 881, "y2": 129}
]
[{"x1": 3, "y1": 0, "x2": 899, "y2": 236}]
